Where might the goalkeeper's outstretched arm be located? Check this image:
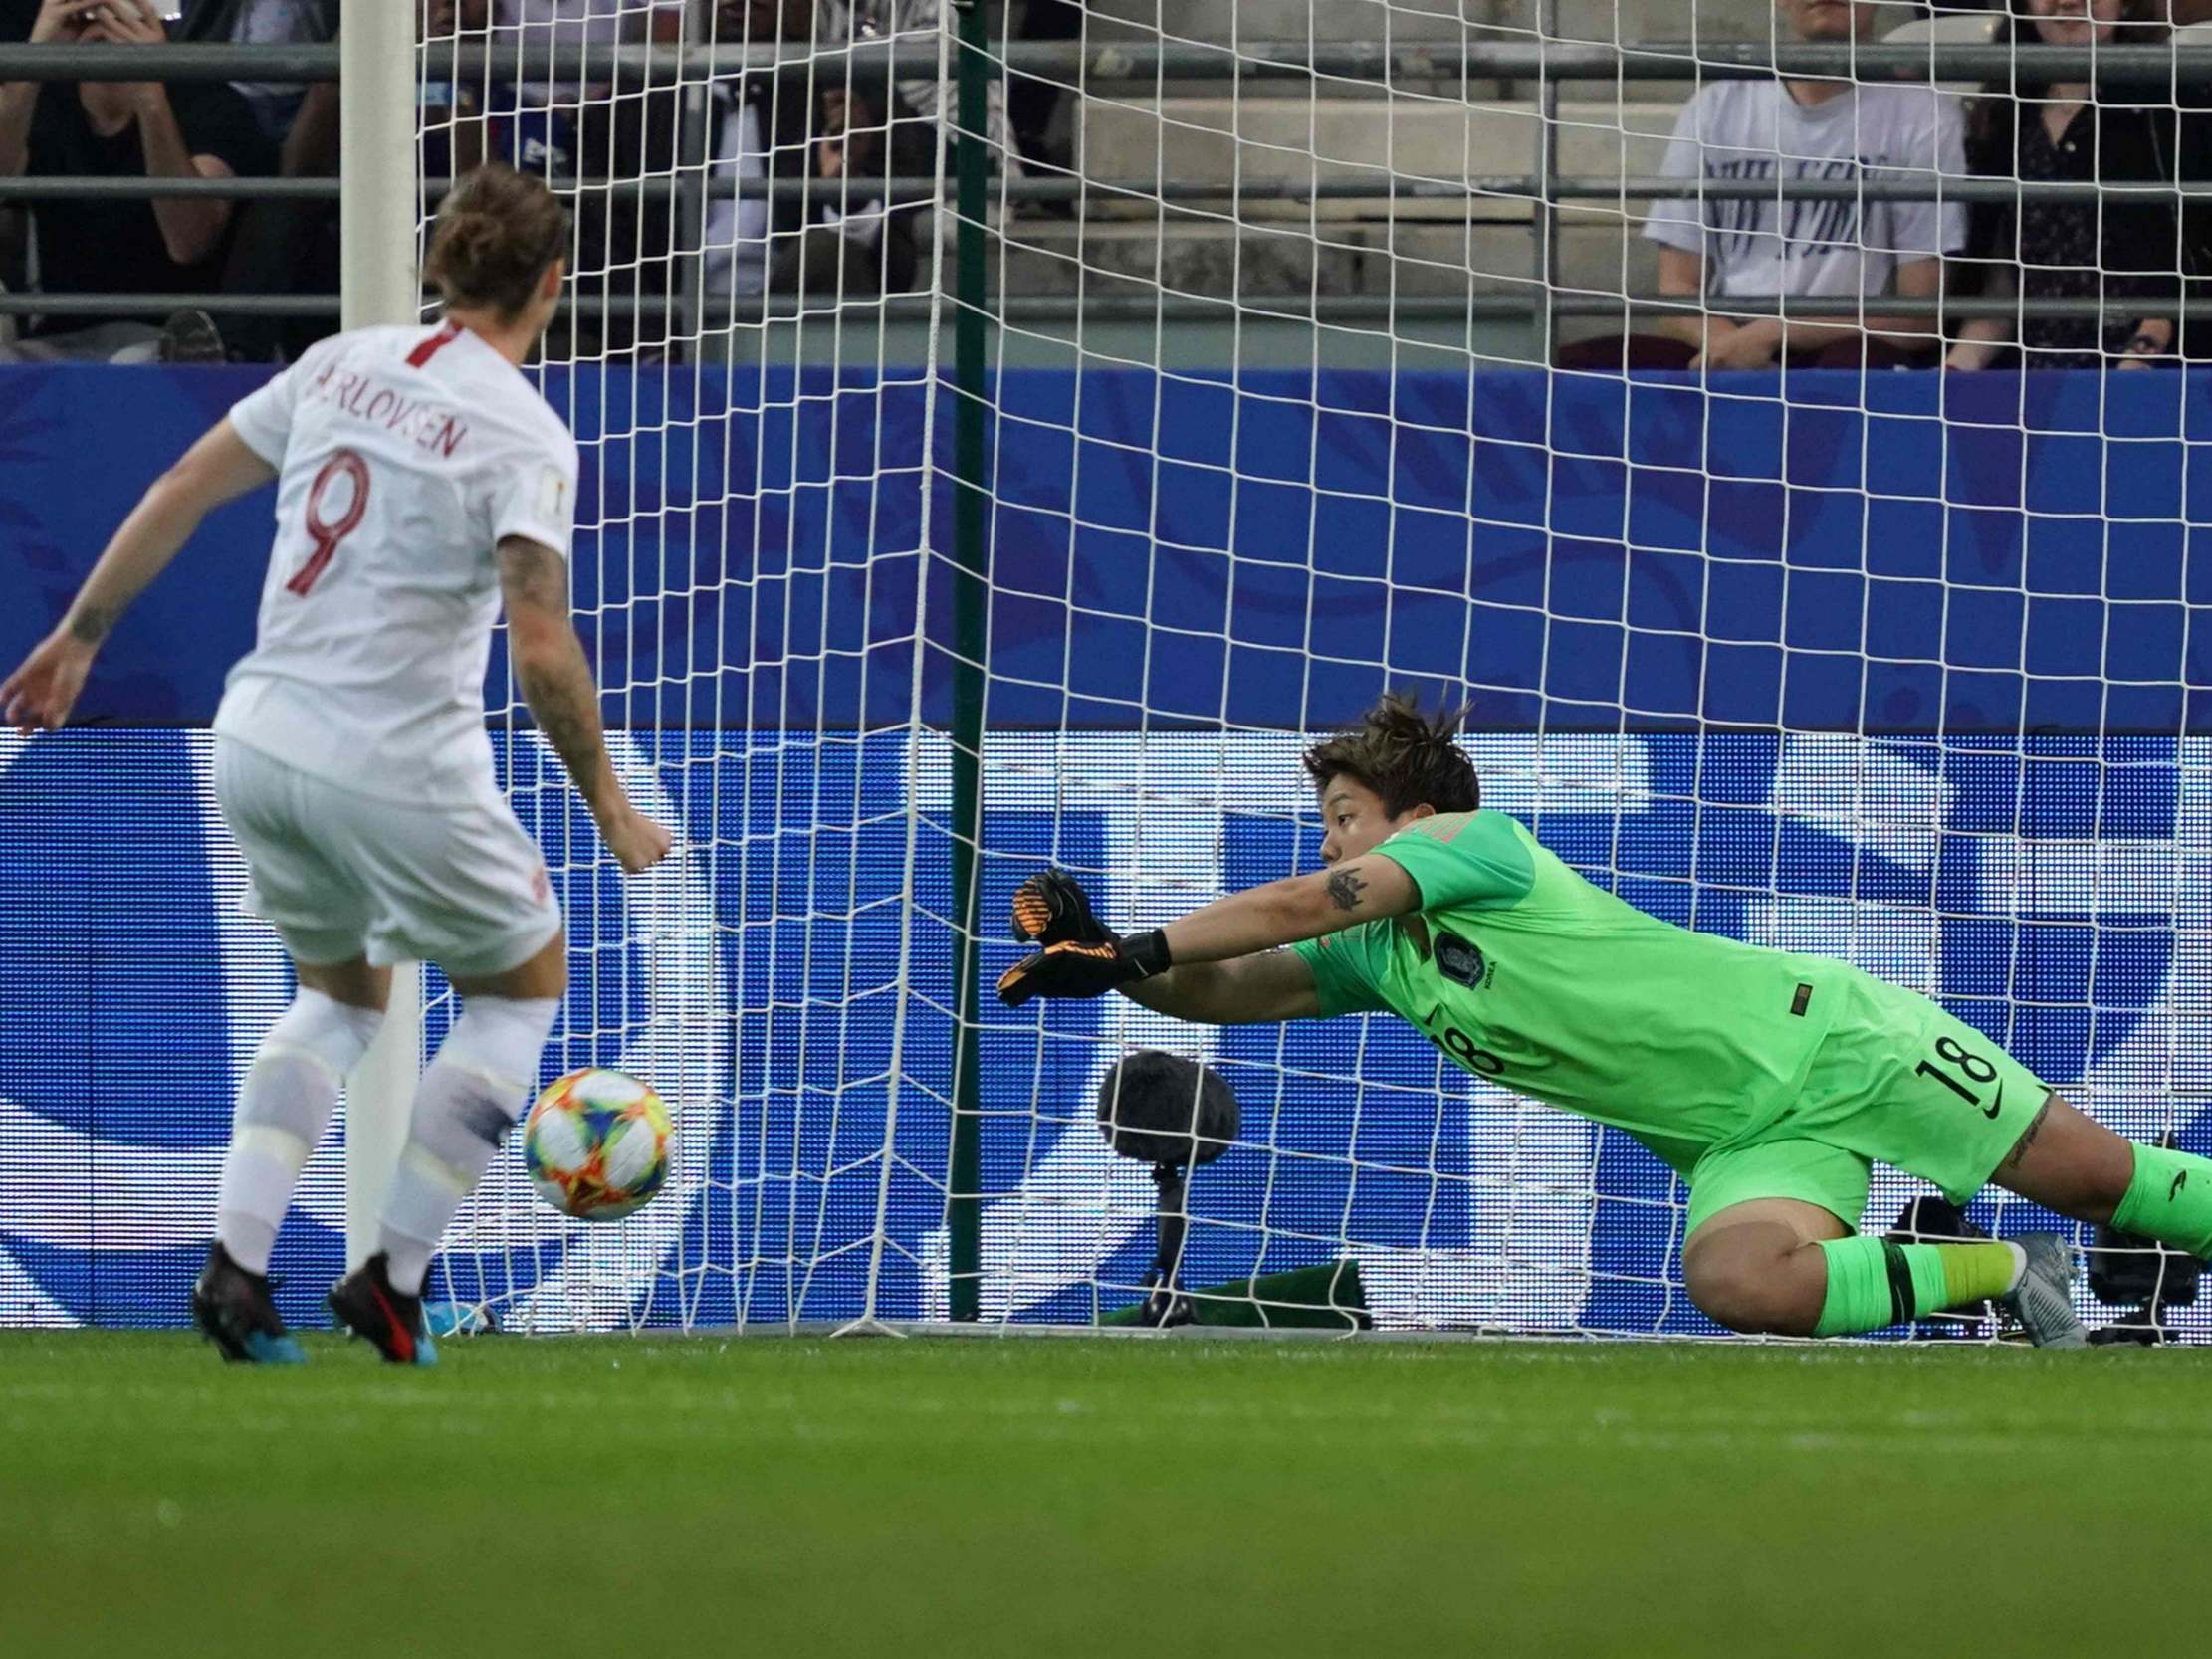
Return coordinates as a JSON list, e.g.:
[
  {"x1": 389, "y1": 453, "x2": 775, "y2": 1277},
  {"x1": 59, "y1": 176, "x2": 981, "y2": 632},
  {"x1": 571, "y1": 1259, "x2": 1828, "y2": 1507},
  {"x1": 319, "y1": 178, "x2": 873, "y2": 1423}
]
[
  {"x1": 1120, "y1": 949, "x2": 1324, "y2": 1024},
  {"x1": 997, "y1": 855, "x2": 1417, "y2": 1019},
  {"x1": 1155, "y1": 855, "x2": 1418, "y2": 964}
]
